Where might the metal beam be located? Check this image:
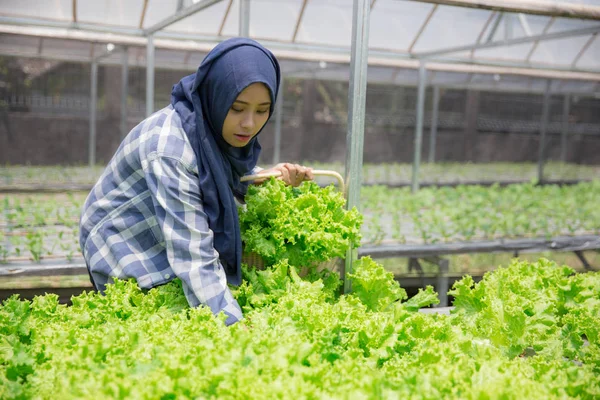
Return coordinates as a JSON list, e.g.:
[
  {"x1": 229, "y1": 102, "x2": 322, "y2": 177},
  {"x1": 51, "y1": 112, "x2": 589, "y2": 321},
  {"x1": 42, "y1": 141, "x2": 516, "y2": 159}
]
[
  {"x1": 3, "y1": 16, "x2": 600, "y2": 77},
  {"x1": 89, "y1": 61, "x2": 98, "y2": 167},
  {"x1": 526, "y1": 17, "x2": 555, "y2": 62},
  {"x1": 218, "y1": 0, "x2": 233, "y2": 36},
  {"x1": 572, "y1": 33, "x2": 598, "y2": 68},
  {"x1": 139, "y1": 0, "x2": 149, "y2": 29},
  {"x1": 146, "y1": 34, "x2": 155, "y2": 117},
  {"x1": 517, "y1": 13, "x2": 532, "y2": 36},
  {"x1": 3, "y1": 19, "x2": 600, "y2": 82},
  {"x1": 485, "y1": 12, "x2": 503, "y2": 43},
  {"x1": 537, "y1": 79, "x2": 552, "y2": 182},
  {"x1": 472, "y1": 11, "x2": 497, "y2": 57},
  {"x1": 273, "y1": 78, "x2": 284, "y2": 165},
  {"x1": 292, "y1": 0, "x2": 309, "y2": 42},
  {"x1": 412, "y1": 62, "x2": 427, "y2": 193},
  {"x1": 410, "y1": 0, "x2": 600, "y2": 20},
  {"x1": 37, "y1": 37, "x2": 43, "y2": 55},
  {"x1": 408, "y1": 5, "x2": 438, "y2": 54},
  {"x1": 560, "y1": 94, "x2": 570, "y2": 162},
  {"x1": 428, "y1": 86, "x2": 440, "y2": 163},
  {"x1": 144, "y1": 0, "x2": 223, "y2": 35},
  {"x1": 415, "y1": 25, "x2": 600, "y2": 59},
  {"x1": 344, "y1": 0, "x2": 370, "y2": 294},
  {"x1": 239, "y1": 0, "x2": 250, "y2": 37}
]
